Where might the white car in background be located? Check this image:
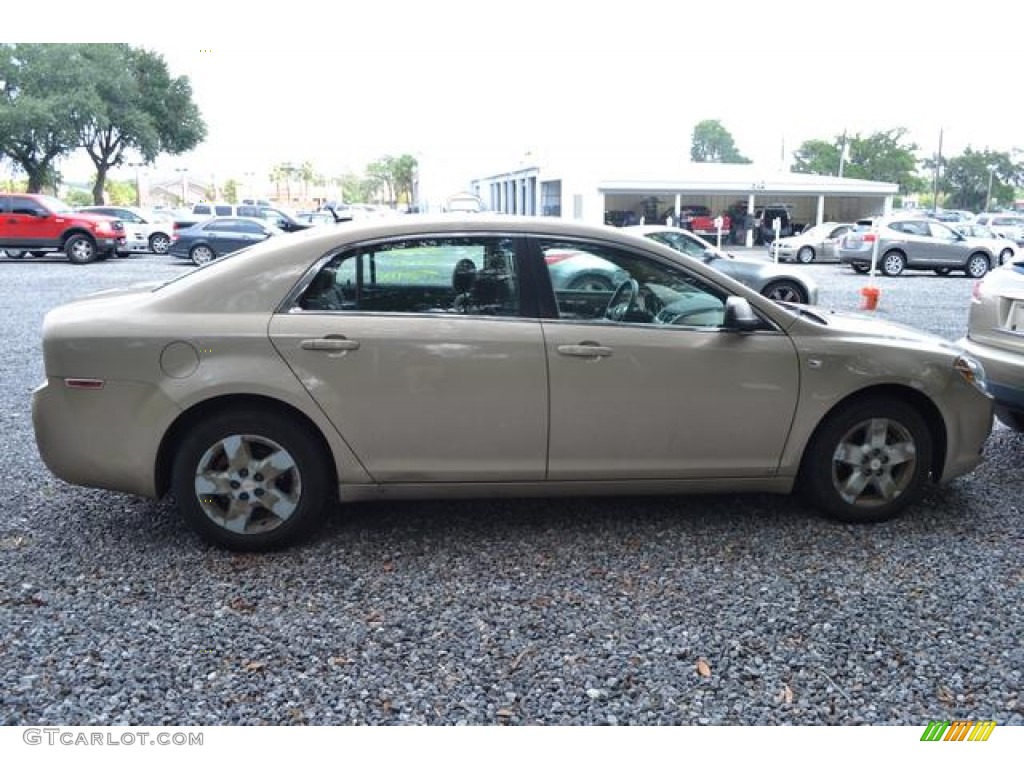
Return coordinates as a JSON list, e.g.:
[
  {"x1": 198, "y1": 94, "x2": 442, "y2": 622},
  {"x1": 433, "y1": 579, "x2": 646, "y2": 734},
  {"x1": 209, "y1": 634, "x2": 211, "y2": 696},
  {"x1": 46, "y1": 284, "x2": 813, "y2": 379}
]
[
  {"x1": 769, "y1": 222, "x2": 854, "y2": 263},
  {"x1": 77, "y1": 205, "x2": 175, "y2": 254},
  {"x1": 973, "y1": 213, "x2": 1024, "y2": 247},
  {"x1": 951, "y1": 223, "x2": 1016, "y2": 266}
]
